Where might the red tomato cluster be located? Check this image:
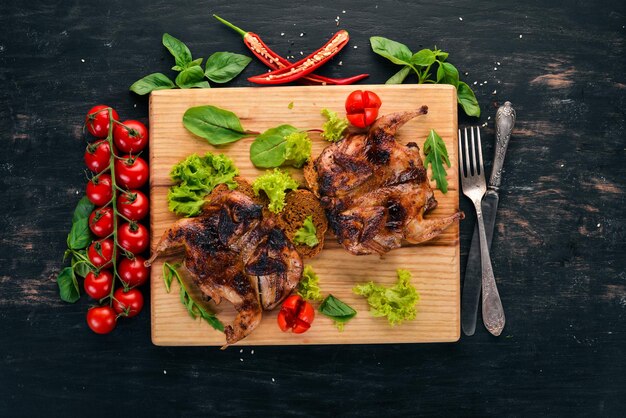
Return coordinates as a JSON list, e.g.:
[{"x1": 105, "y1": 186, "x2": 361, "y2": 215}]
[
  {"x1": 277, "y1": 295, "x2": 315, "y2": 334},
  {"x1": 83, "y1": 104, "x2": 150, "y2": 335},
  {"x1": 345, "y1": 90, "x2": 382, "y2": 128}
]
